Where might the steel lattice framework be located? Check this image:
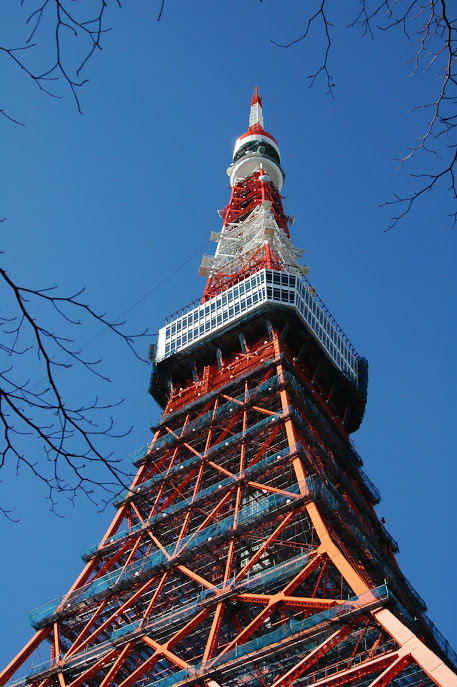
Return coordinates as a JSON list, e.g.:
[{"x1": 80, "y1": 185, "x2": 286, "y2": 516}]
[{"x1": 1, "y1": 90, "x2": 456, "y2": 687}]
